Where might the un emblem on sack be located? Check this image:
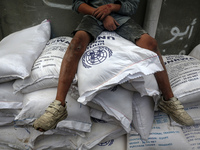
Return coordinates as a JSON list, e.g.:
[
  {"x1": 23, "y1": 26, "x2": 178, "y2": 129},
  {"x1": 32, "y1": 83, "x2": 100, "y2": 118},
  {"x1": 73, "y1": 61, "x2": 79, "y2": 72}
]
[{"x1": 82, "y1": 46, "x2": 113, "y2": 68}]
